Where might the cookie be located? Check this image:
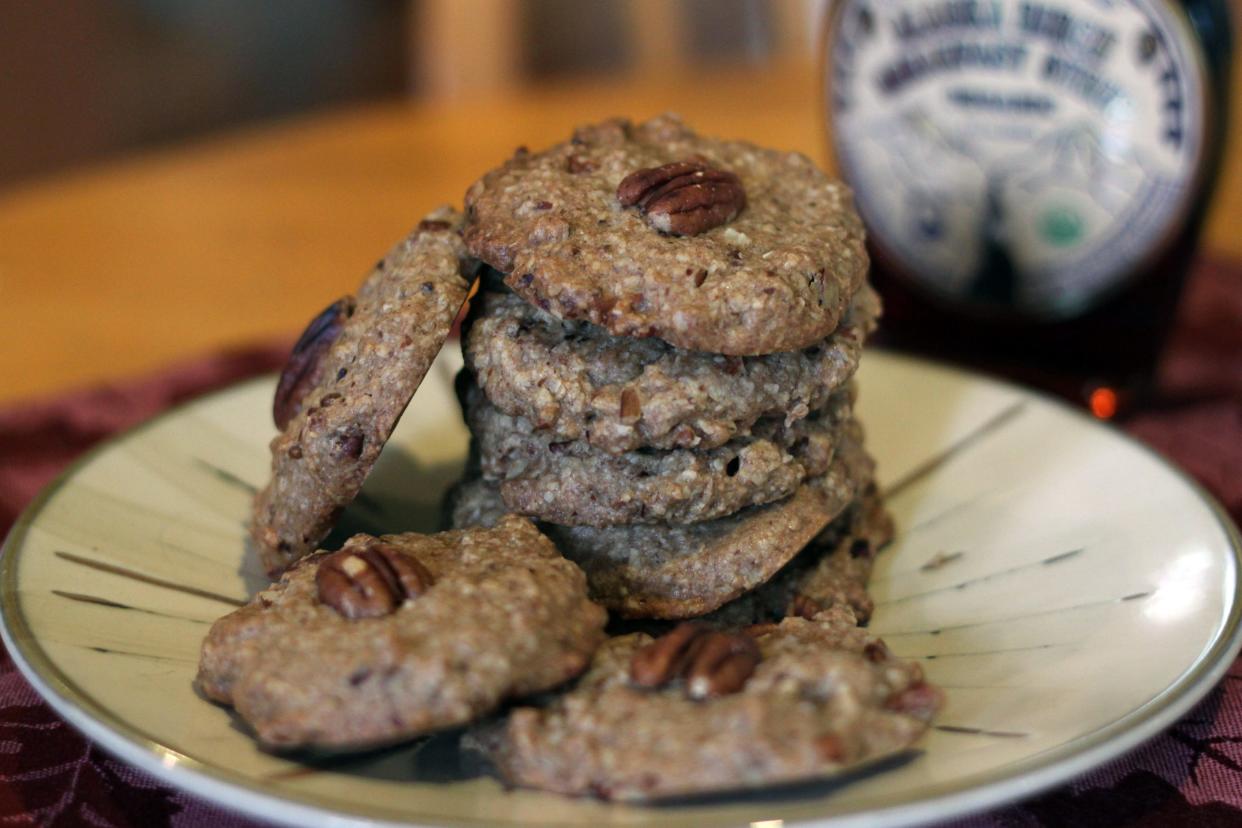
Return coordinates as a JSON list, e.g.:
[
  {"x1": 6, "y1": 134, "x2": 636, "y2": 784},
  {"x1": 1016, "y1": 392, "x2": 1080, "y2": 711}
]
[
  {"x1": 467, "y1": 608, "x2": 940, "y2": 801},
  {"x1": 462, "y1": 113, "x2": 869, "y2": 355},
  {"x1": 466, "y1": 381, "x2": 852, "y2": 526},
  {"x1": 251, "y1": 208, "x2": 475, "y2": 575},
  {"x1": 698, "y1": 484, "x2": 893, "y2": 629},
  {"x1": 449, "y1": 423, "x2": 874, "y2": 618},
  {"x1": 198, "y1": 515, "x2": 607, "y2": 749},
  {"x1": 464, "y1": 285, "x2": 877, "y2": 453}
]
